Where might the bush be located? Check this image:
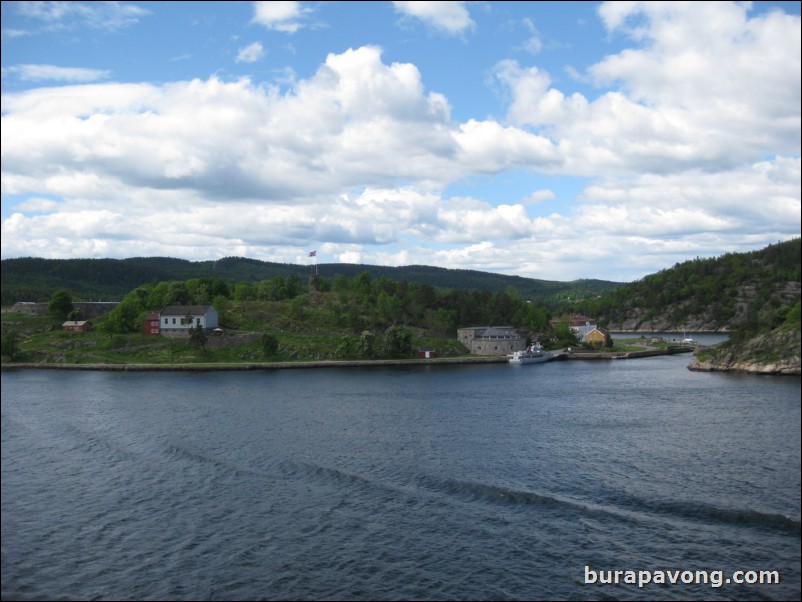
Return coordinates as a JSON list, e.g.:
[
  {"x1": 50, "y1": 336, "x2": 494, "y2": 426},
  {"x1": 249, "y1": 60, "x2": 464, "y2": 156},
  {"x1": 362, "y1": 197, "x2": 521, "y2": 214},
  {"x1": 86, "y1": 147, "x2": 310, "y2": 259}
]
[
  {"x1": 260, "y1": 333, "x2": 279, "y2": 357},
  {"x1": 1, "y1": 331, "x2": 20, "y2": 360}
]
